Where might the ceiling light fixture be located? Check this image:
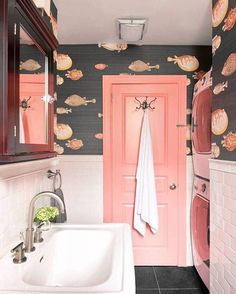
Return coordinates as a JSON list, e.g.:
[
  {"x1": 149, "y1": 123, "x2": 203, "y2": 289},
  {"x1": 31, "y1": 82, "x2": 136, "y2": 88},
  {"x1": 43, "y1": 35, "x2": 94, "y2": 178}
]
[{"x1": 118, "y1": 18, "x2": 147, "y2": 42}]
